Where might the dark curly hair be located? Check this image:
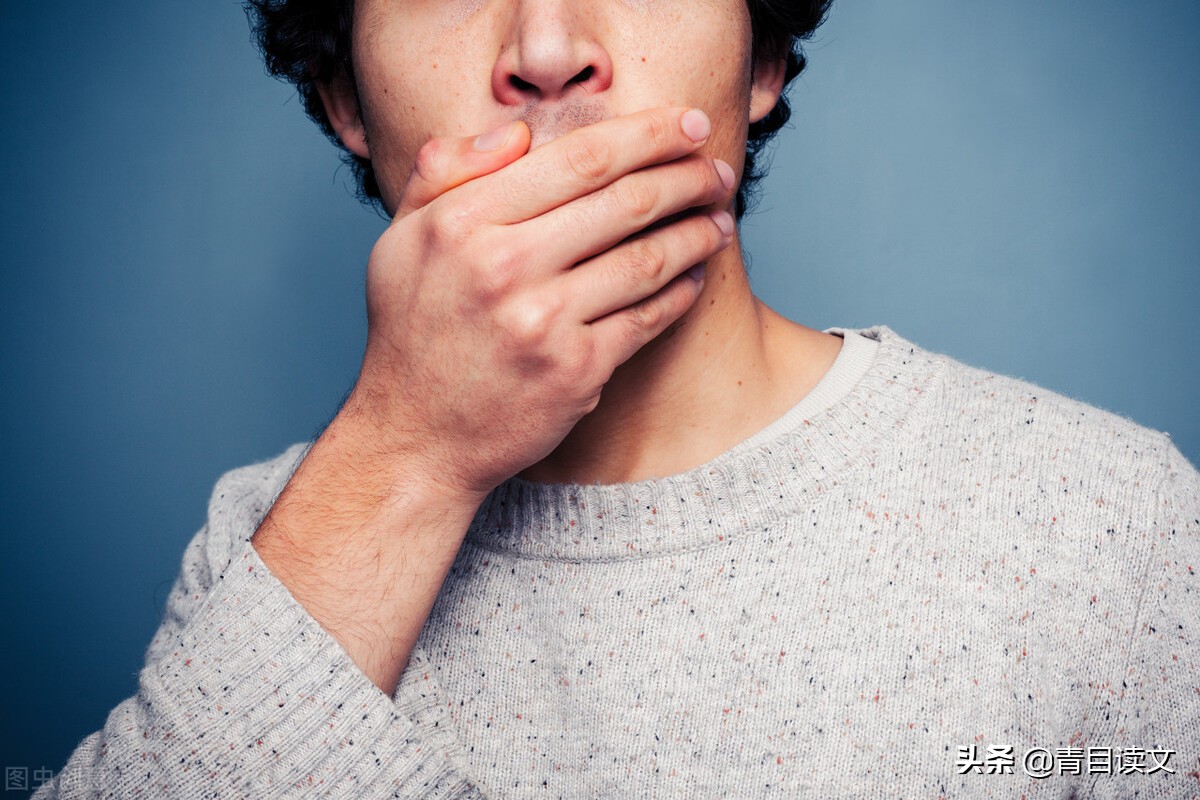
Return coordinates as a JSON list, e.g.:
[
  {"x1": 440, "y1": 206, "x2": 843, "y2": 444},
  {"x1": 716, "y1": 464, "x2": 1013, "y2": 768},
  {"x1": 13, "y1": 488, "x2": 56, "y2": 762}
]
[{"x1": 245, "y1": 0, "x2": 832, "y2": 219}]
